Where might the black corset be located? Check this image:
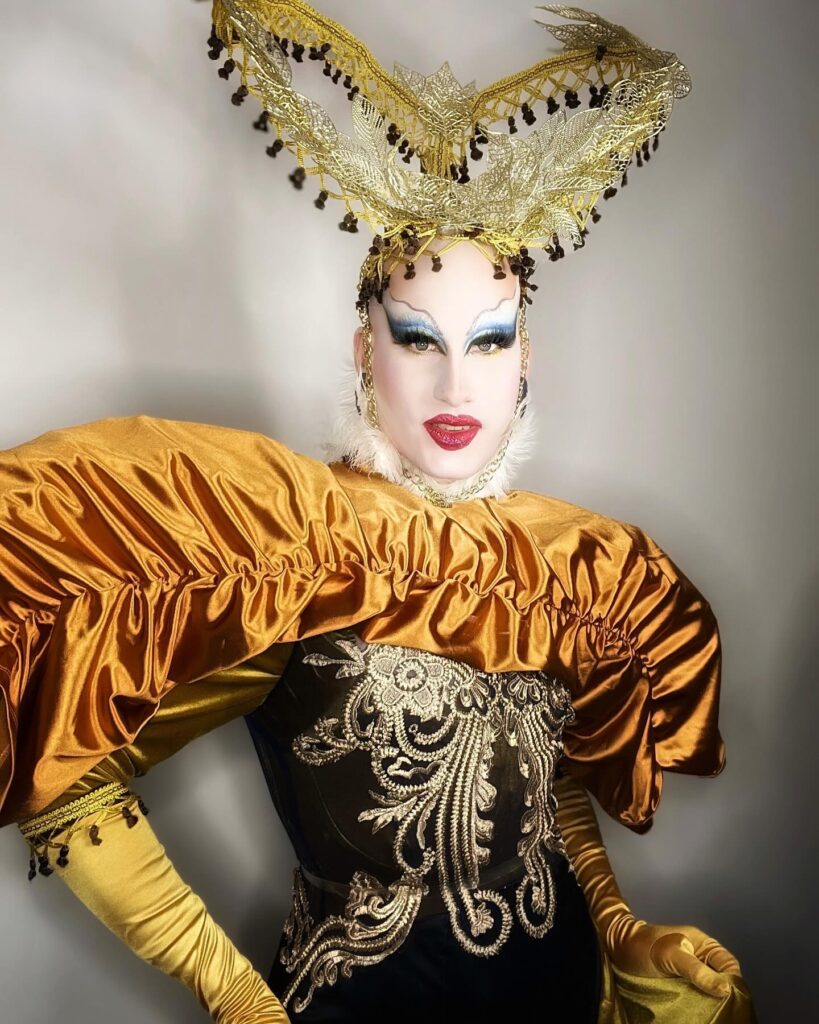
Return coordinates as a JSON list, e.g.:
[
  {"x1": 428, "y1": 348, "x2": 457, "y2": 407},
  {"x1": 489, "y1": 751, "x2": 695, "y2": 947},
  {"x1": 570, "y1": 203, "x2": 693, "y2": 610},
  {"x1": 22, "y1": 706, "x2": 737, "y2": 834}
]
[{"x1": 245, "y1": 629, "x2": 602, "y2": 1020}]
